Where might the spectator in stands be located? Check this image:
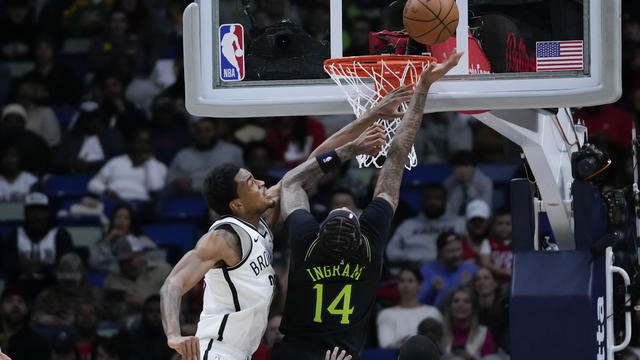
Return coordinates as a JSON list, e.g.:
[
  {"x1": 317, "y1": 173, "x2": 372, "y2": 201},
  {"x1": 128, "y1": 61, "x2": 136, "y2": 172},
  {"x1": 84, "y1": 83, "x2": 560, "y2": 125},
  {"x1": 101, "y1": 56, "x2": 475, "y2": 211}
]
[
  {"x1": 0, "y1": 63, "x2": 10, "y2": 105},
  {"x1": 88, "y1": 127, "x2": 167, "y2": 202},
  {"x1": 54, "y1": 101, "x2": 126, "y2": 175},
  {"x1": 113, "y1": 0, "x2": 157, "y2": 50},
  {"x1": 1, "y1": 193, "x2": 74, "y2": 297},
  {"x1": 253, "y1": 315, "x2": 284, "y2": 360},
  {"x1": 415, "y1": 113, "x2": 473, "y2": 165},
  {"x1": 473, "y1": 267, "x2": 508, "y2": 353},
  {"x1": 31, "y1": 253, "x2": 103, "y2": 329},
  {"x1": 74, "y1": 300, "x2": 100, "y2": 360},
  {"x1": 0, "y1": 286, "x2": 51, "y2": 360},
  {"x1": 63, "y1": 0, "x2": 113, "y2": 37},
  {"x1": 88, "y1": 10, "x2": 146, "y2": 74},
  {"x1": 89, "y1": 203, "x2": 164, "y2": 273},
  {"x1": 50, "y1": 328, "x2": 80, "y2": 360},
  {"x1": 97, "y1": 72, "x2": 147, "y2": 136},
  {"x1": 102, "y1": 235, "x2": 171, "y2": 321},
  {"x1": 441, "y1": 286, "x2": 497, "y2": 359},
  {"x1": 330, "y1": 188, "x2": 360, "y2": 215},
  {"x1": 479, "y1": 210, "x2": 513, "y2": 285},
  {"x1": 418, "y1": 317, "x2": 445, "y2": 351},
  {"x1": 265, "y1": 116, "x2": 326, "y2": 167},
  {"x1": 461, "y1": 200, "x2": 491, "y2": 264},
  {"x1": 148, "y1": 96, "x2": 190, "y2": 165},
  {"x1": 244, "y1": 141, "x2": 279, "y2": 188},
  {"x1": 0, "y1": 0, "x2": 36, "y2": 61},
  {"x1": 167, "y1": 118, "x2": 244, "y2": 195},
  {"x1": 444, "y1": 151, "x2": 493, "y2": 217},
  {"x1": 399, "y1": 335, "x2": 443, "y2": 360},
  {"x1": 127, "y1": 295, "x2": 173, "y2": 360},
  {"x1": 577, "y1": 104, "x2": 634, "y2": 159},
  {"x1": 387, "y1": 183, "x2": 466, "y2": 267},
  {"x1": 0, "y1": 104, "x2": 51, "y2": 176},
  {"x1": 20, "y1": 36, "x2": 82, "y2": 106},
  {"x1": 418, "y1": 231, "x2": 477, "y2": 306},
  {"x1": 15, "y1": 81, "x2": 61, "y2": 147},
  {"x1": 91, "y1": 336, "x2": 126, "y2": 360},
  {"x1": 377, "y1": 267, "x2": 443, "y2": 349},
  {"x1": 0, "y1": 145, "x2": 39, "y2": 202}
]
